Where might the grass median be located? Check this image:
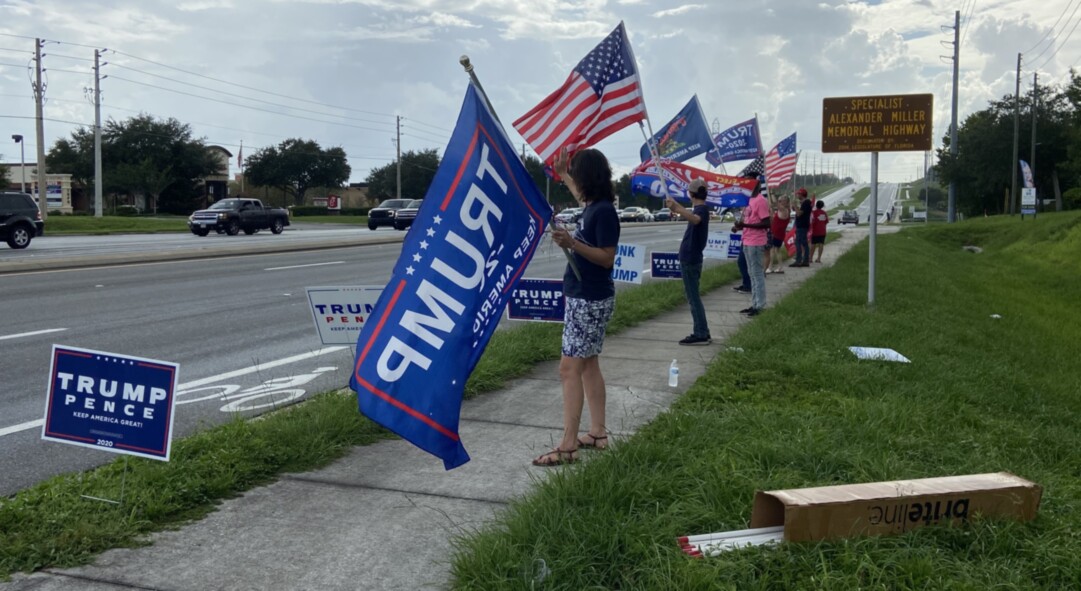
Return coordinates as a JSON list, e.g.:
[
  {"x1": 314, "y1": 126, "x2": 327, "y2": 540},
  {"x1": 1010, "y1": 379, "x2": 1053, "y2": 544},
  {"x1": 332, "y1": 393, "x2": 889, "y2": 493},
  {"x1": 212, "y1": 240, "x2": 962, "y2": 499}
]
[
  {"x1": 449, "y1": 211, "x2": 1081, "y2": 590},
  {"x1": 45, "y1": 216, "x2": 190, "y2": 235},
  {"x1": 0, "y1": 256, "x2": 741, "y2": 580}
]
